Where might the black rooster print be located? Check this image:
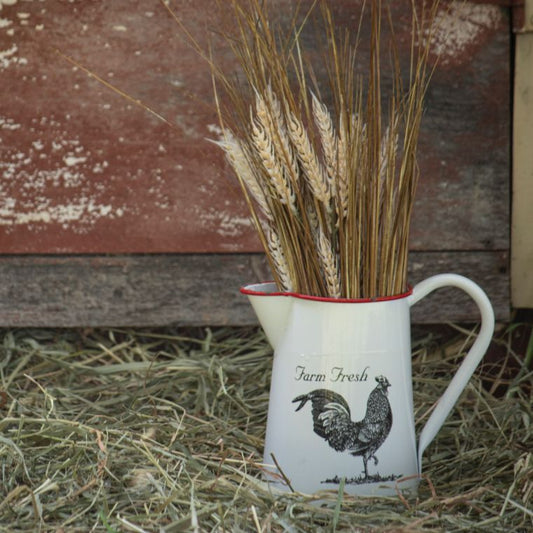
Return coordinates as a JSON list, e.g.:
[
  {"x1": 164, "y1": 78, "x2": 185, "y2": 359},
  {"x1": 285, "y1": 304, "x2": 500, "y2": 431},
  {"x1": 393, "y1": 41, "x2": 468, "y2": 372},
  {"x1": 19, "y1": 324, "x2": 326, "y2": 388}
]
[{"x1": 292, "y1": 375, "x2": 393, "y2": 480}]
